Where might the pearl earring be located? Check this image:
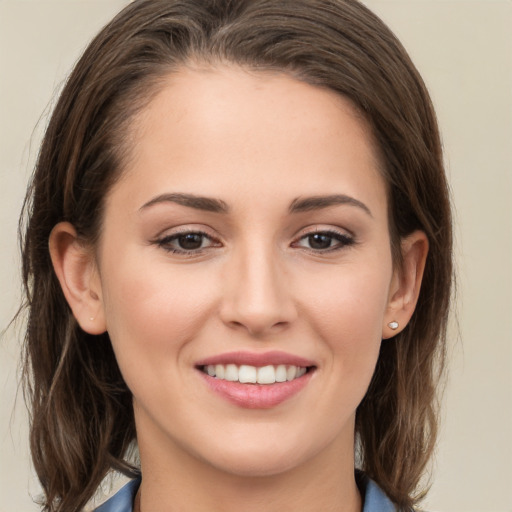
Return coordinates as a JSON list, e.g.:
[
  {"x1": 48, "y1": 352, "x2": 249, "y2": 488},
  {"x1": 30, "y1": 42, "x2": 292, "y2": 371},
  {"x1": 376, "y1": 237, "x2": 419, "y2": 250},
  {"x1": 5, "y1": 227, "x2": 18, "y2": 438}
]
[{"x1": 388, "y1": 321, "x2": 399, "y2": 330}]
